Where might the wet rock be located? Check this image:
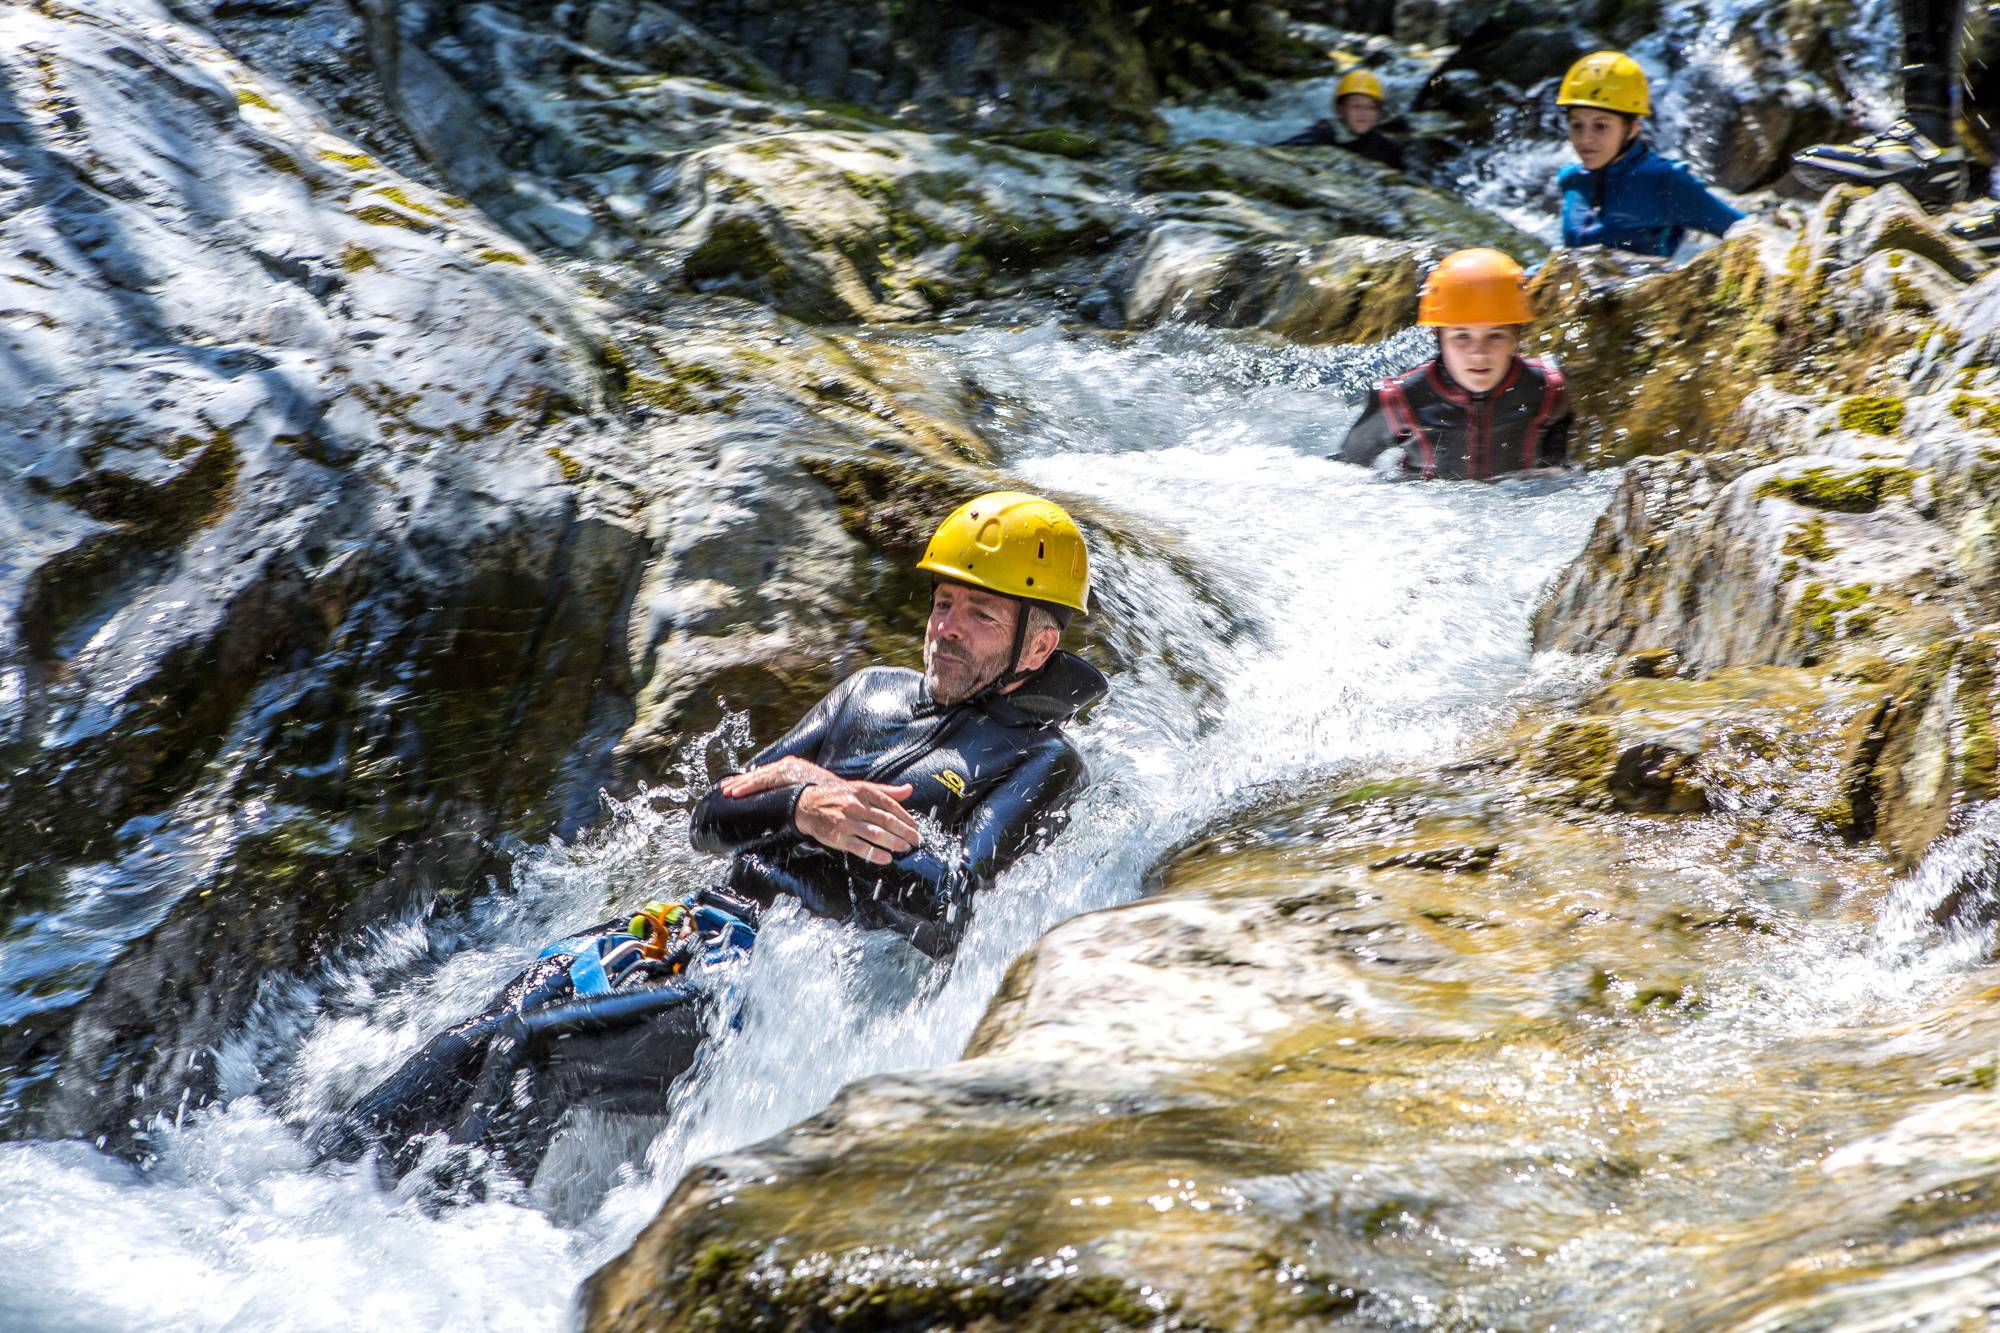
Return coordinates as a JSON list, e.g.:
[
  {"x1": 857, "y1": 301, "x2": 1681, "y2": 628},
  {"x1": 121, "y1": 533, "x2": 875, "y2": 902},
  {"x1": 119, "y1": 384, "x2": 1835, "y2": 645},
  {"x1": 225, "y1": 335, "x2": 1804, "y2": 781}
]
[
  {"x1": 584, "y1": 726, "x2": 1898, "y2": 1330},
  {"x1": 1837, "y1": 632, "x2": 2000, "y2": 869},
  {"x1": 1113, "y1": 143, "x2": 1543, "y2": 339},
  {"x1": 1533, "y1": 451, "x2": 1963, "y2": 675},
  {"x1": 1368, "y1": 843, "x2": 1501, "y2": 872},
  {"x1": 659, "y1": 129, "x2": 1126, "y2": 321},
  {"x1": 1529, "y1": 189, "x2": 1991, "y2": 466},
  {"x1": 1619, "y1": 647, "x2": 1683, "y2": 679},
  {"x1": 1608, "y1": 739, "x2": 1709, "y2": 813},
  {"x1": 0, "y1": 1, "x2": 1051, "y2": 1147}
]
